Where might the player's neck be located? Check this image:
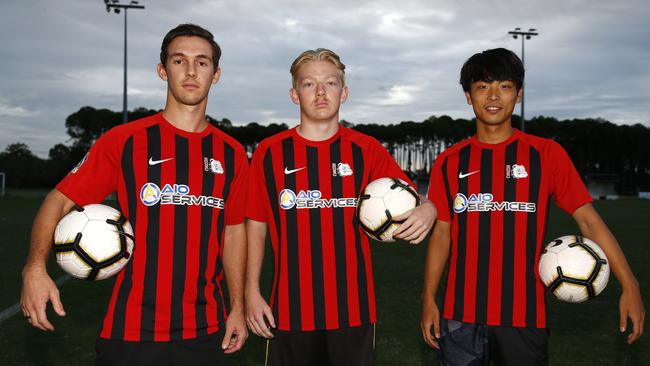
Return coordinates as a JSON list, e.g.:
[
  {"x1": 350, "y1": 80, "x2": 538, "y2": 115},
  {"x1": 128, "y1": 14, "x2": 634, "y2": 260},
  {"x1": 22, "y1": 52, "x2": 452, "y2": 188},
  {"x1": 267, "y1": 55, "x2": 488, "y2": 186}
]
[
  {"x1": 476, "y1": 122, "x2": 514, "y2": 145},
  {"x1": 296, "y1": 118, "x2": 340, "y2": 141},
  {"x1": 162, "y1": 99, "x2": 210, "y2": 133}
]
